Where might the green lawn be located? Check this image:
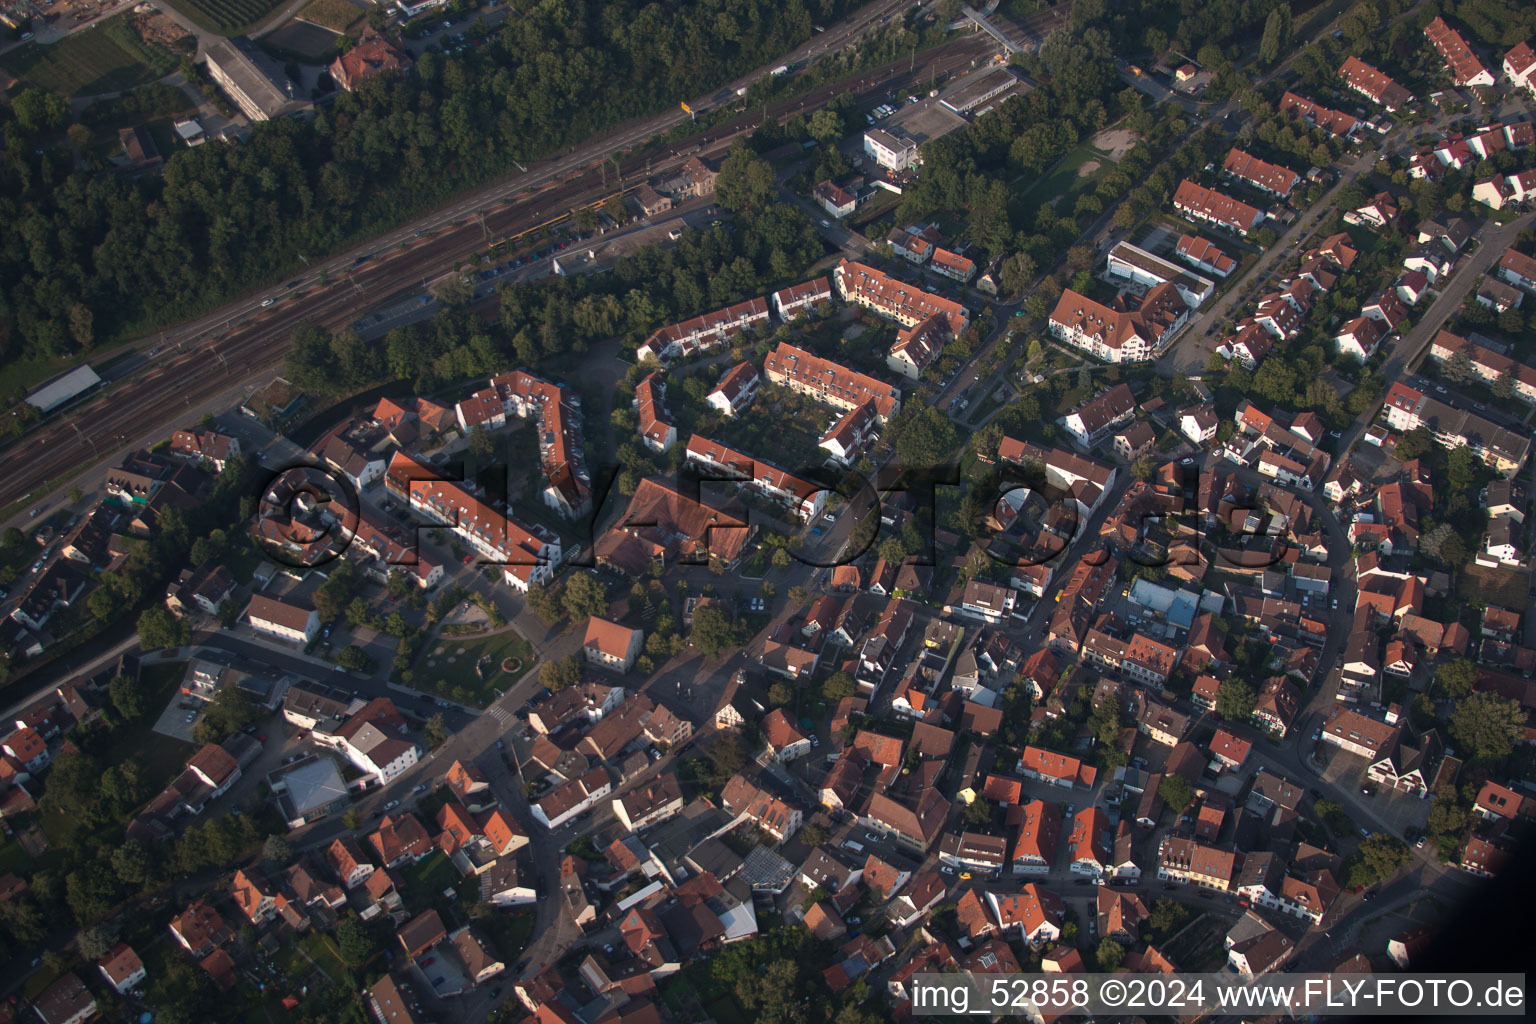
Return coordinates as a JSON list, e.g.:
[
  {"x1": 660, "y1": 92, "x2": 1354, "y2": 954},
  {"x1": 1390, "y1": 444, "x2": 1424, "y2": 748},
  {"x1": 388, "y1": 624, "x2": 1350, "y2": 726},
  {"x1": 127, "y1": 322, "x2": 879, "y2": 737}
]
[
  {"x1": 0, "y1": 13, "x2": 177, "y2": 96},
  {"x1": 1014, "y1": 143, "x2": 1108, "y2": 222},
  {"x1": 402, "y1": 850, "x2": 460, "y2": 895},
  {"x1": 412, "y1": 628, "x2": 531, "y2": 708},
  {"x1": 298, "y1": 930, "x2": 350, "y2": 981}
]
